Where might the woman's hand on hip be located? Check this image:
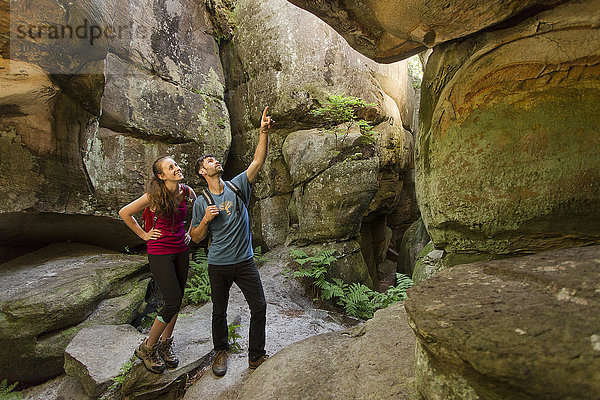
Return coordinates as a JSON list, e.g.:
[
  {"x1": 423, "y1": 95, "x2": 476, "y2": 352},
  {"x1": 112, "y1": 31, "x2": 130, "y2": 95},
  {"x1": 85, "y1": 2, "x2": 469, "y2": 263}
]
[{"x1": 142, "y1": 229, "x2": 162, "y2": 241}]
